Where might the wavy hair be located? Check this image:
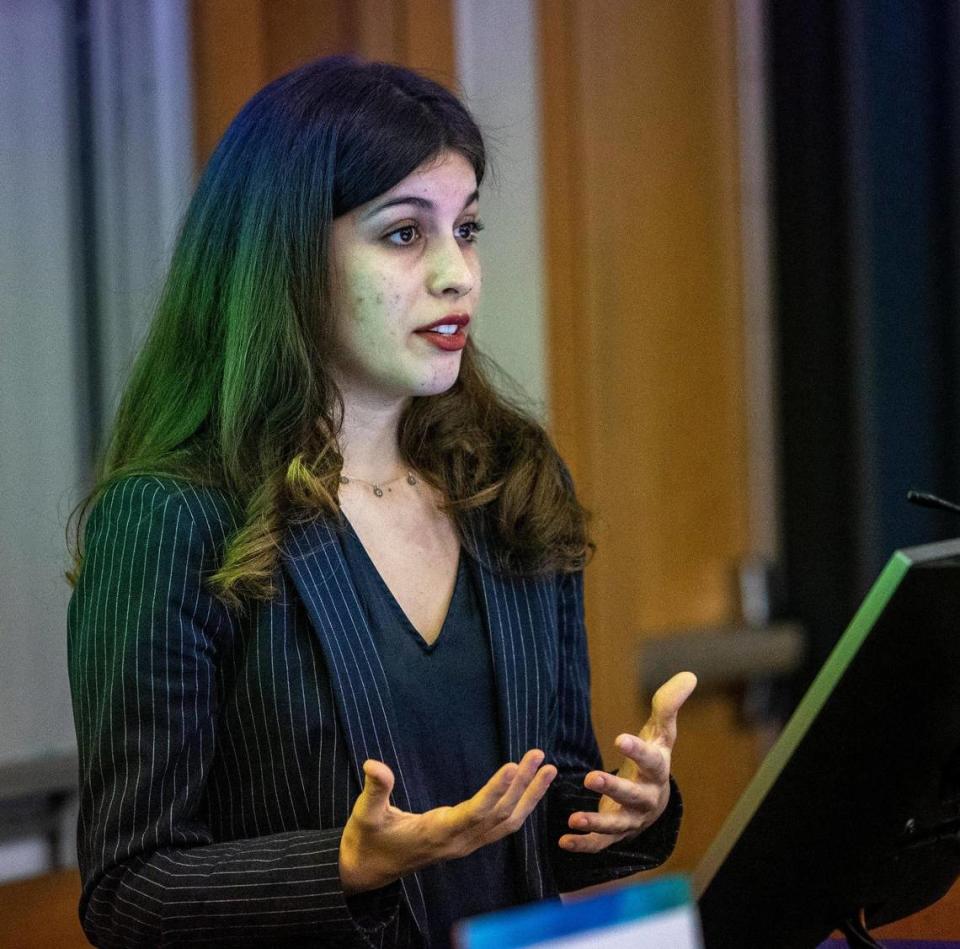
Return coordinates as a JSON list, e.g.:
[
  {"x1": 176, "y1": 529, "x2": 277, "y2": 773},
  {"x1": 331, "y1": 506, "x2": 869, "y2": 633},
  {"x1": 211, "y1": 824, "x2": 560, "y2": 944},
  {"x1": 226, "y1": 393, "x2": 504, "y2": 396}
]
[{"x1": 65, "y1": 54, "x2": 591, "y2": 612}]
